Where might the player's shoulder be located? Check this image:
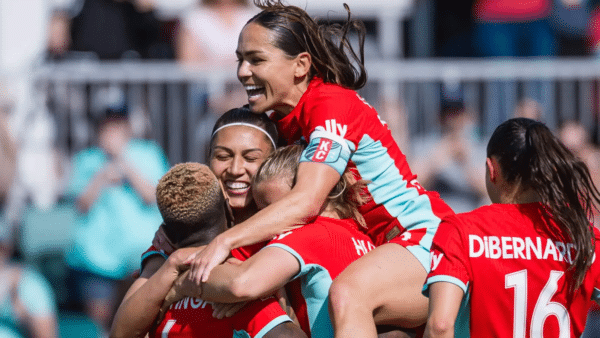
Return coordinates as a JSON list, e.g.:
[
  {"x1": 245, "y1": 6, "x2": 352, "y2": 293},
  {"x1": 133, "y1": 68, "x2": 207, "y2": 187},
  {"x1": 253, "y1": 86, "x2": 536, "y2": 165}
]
[
  {"x1": 308, "y1": 79, "x2": 360, "y2": 105},
  {"x1": 450, "y1": 204, "x2": 513, "y2": 223},
  {"x1": 440, "y1": 204, "x2": 508, "y2": 234}
]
